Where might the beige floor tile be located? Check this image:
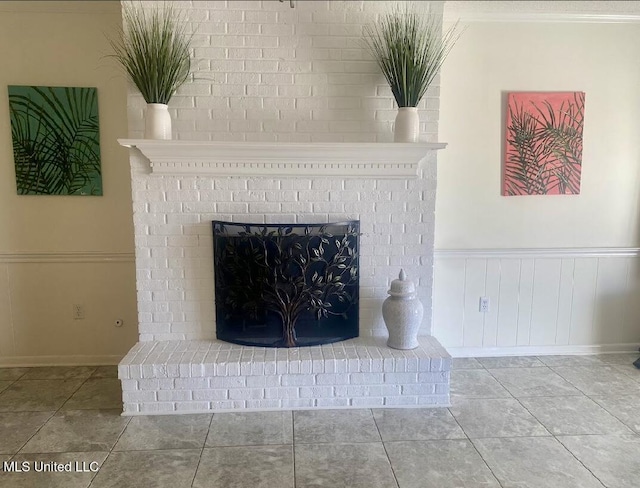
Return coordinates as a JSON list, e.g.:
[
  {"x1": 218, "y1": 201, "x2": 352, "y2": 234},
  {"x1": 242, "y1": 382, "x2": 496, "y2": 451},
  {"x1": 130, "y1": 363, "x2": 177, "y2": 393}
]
[
  {"x1": 591, "y1": 394, "x2": 640, "y2": 433},
  {"x1": 450, "y1": 398, "x2": 549, "y2": 438},
  {"x1": 0, "y1": 368, "x2": 29, "y2": 381},
  {"x1": 91, "y1": 450, "x2": 200, "y2": 488},
  {"x1": 206, "y1": 411, "x2": 292, "y2": 447},
  {"x1": 194, "y1": 445, "x2": 294, "y2": 488},
  {"x1": 553, "y1": 365, "x2": 640, "y2": 396},
  {"x1": 90, "y1": 366, "x2": 118, "y2": 379},
  {"x1": 474, "y1": 437, "x2": 604, "y2": 488},
  {"x1": 488, "y1": 367, "x2": 581, "y2": 397},
  {"x1": 0, "y1": 380, "x2": 83, "y2": 412},
  {"x1": 20, "y1": 367, "x2": 96, "y2": 381},
  {"x1": 450, "y1": 370, "x2": 511, "y2": 399},
  {"x1": 116, "y1": 414, "x2": 212, "y2": 451},
  {"x1": 61, "y1": 379, "x2": 122, "y2": 410},
  {"x1": 20, "y1": 409, "x2": 129, "y2": 453},
  {"x1": 372, "y1": 407, "x2": 465, "y2": 441},
  {"x1": 295, "y1": 443, "x2": 396, "y2": 488},
  {"x1": 386, "y1": 439, "x2": 501, "y2": 488},
  {"x1": 0, "y1": 411, "x2": 54, "y2": 454},
  {"x1": 520, "y1": 395, "x2": 632, "y2": 435},
  {"x1": 451, "y1": 358, "x2": 483, "y2": 370},
  {"x1": 477, "y1": 356, "x2": 545, "y2": 368},
  {"x1": 294, "y1": 409, "x2": 380, "y2": 444},
  {"x1": 537, "y1": 355, "x2": 604, "y2": 367},
  {"x1": 0, "y1": 381, "x2": 12, "y2": 394},
  {"x1": 558, "y1": 434, "x2": 640, "y2": 488}
]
